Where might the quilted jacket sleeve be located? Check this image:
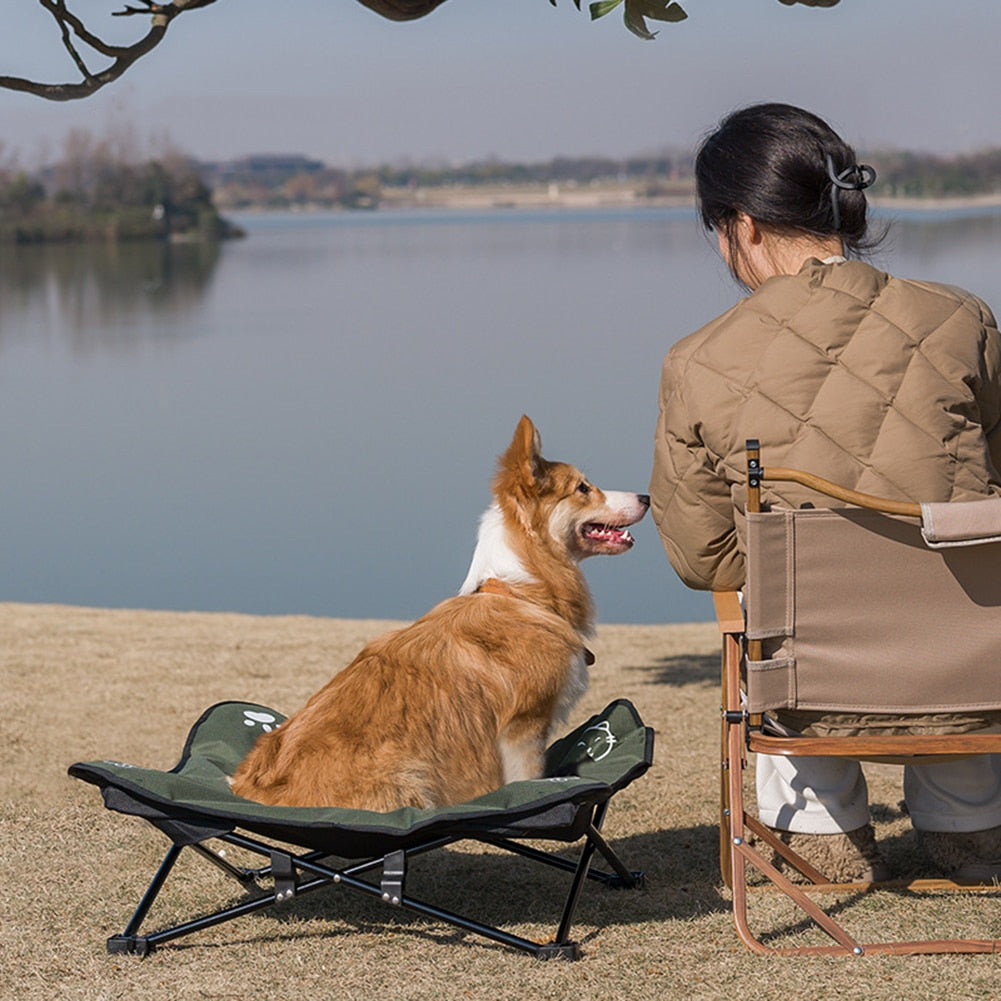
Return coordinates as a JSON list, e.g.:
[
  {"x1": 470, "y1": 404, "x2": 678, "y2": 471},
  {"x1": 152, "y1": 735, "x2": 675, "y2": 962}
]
[
  {"x1": 981, "y1": 301, "x2": 1001, "y2": 477},
  {"x1": 650, "y1": 349, "x2": 745, "y2": 592}
]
